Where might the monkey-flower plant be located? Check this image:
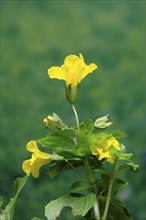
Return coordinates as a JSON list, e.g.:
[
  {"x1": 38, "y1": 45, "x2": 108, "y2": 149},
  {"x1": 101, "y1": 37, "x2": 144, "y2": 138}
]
[{"x1": 0, "y1": 53, "x2": 139, "y2": 220}]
